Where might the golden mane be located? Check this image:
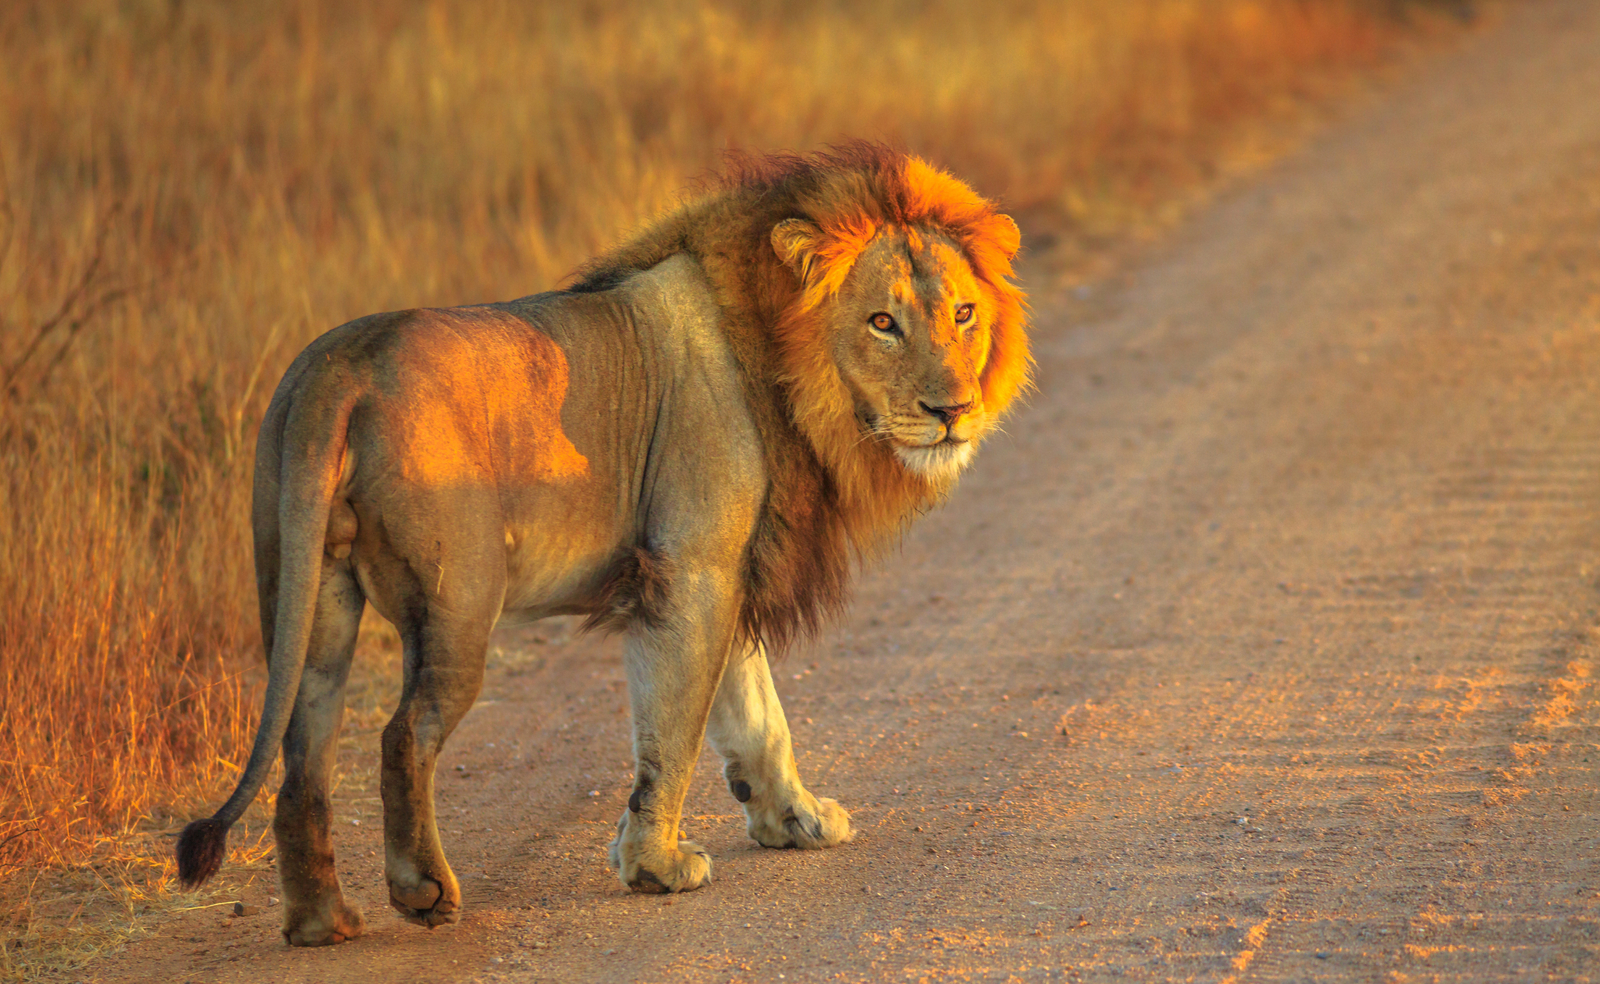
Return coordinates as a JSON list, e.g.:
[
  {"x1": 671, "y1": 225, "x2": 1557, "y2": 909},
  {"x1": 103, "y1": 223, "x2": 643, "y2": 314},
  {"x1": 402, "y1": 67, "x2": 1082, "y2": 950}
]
[{"x1": 569, "y1": 142, "x2": 1030, "y2": 652}]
